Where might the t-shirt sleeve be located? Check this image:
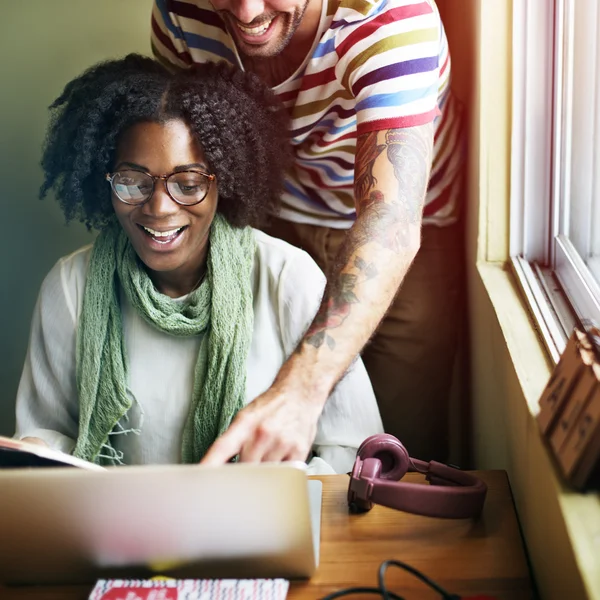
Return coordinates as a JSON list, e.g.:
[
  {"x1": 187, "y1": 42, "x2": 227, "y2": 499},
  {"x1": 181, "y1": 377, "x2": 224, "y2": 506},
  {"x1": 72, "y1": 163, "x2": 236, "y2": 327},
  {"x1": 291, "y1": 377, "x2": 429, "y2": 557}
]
[
  {"x1": 340, "y1": 0, "x2": 445, "y2": 135},
  {"x1": 151, "y1": 0, "x2": 194, "y2": 69},
  {"x1": 150, "y1": 0, "x2": 239, "y2": 68},
  {"x1": 277, "y1": 250, "x2": 384, "y2": 475},
  {"x1": 14, "y1": 257, "x2": 83, "y2": 454}
]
